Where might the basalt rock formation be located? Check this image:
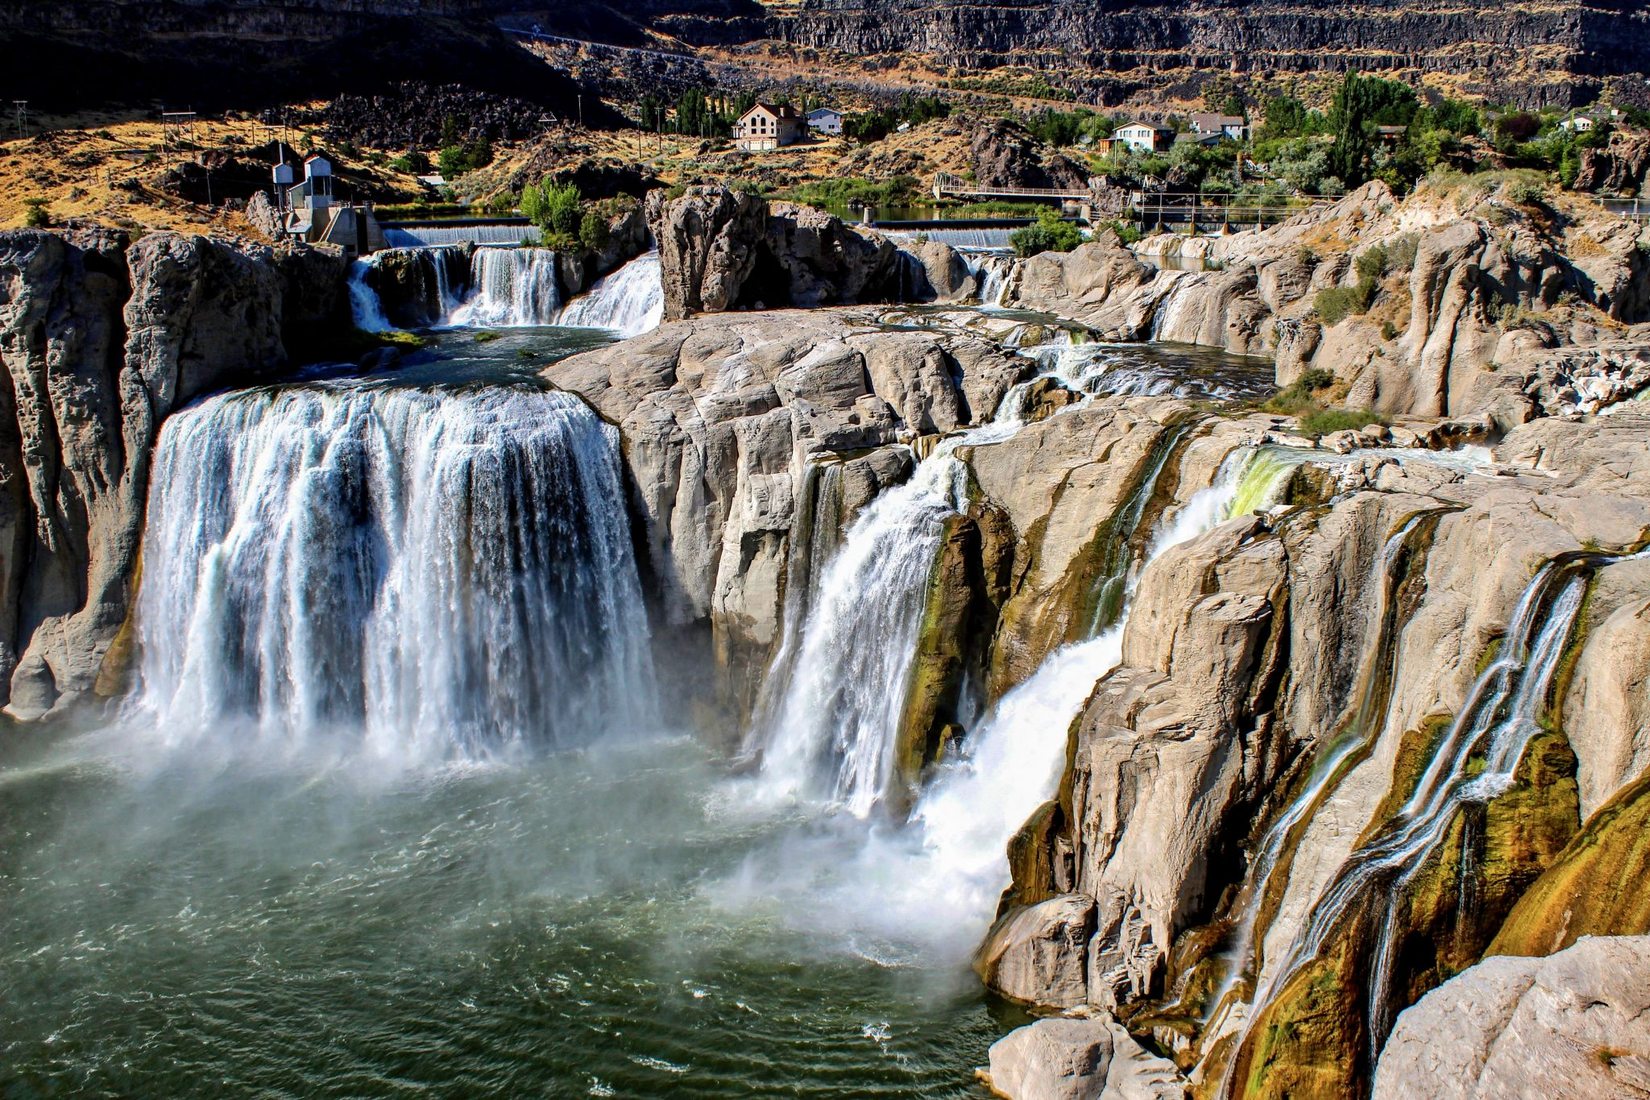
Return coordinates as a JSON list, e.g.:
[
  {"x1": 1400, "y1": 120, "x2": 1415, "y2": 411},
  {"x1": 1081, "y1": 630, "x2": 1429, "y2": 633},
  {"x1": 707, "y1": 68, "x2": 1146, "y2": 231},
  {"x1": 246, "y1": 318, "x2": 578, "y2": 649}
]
[
  {"x1": 646, "y1": 186, "x2": 912, "y2": 321},
  {"x1": 545, "y1": 307, "x2": 1031, "y2": 720},
  {"x1": 0, "y1": 228, "x2": 348, "y2": 718},
  {"x1": 1001, "y1": 181, "x2": 1650, "y2": 421},
  {"x1": 748, "y1": 0, "x2": 1650, "y2": 106}
]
